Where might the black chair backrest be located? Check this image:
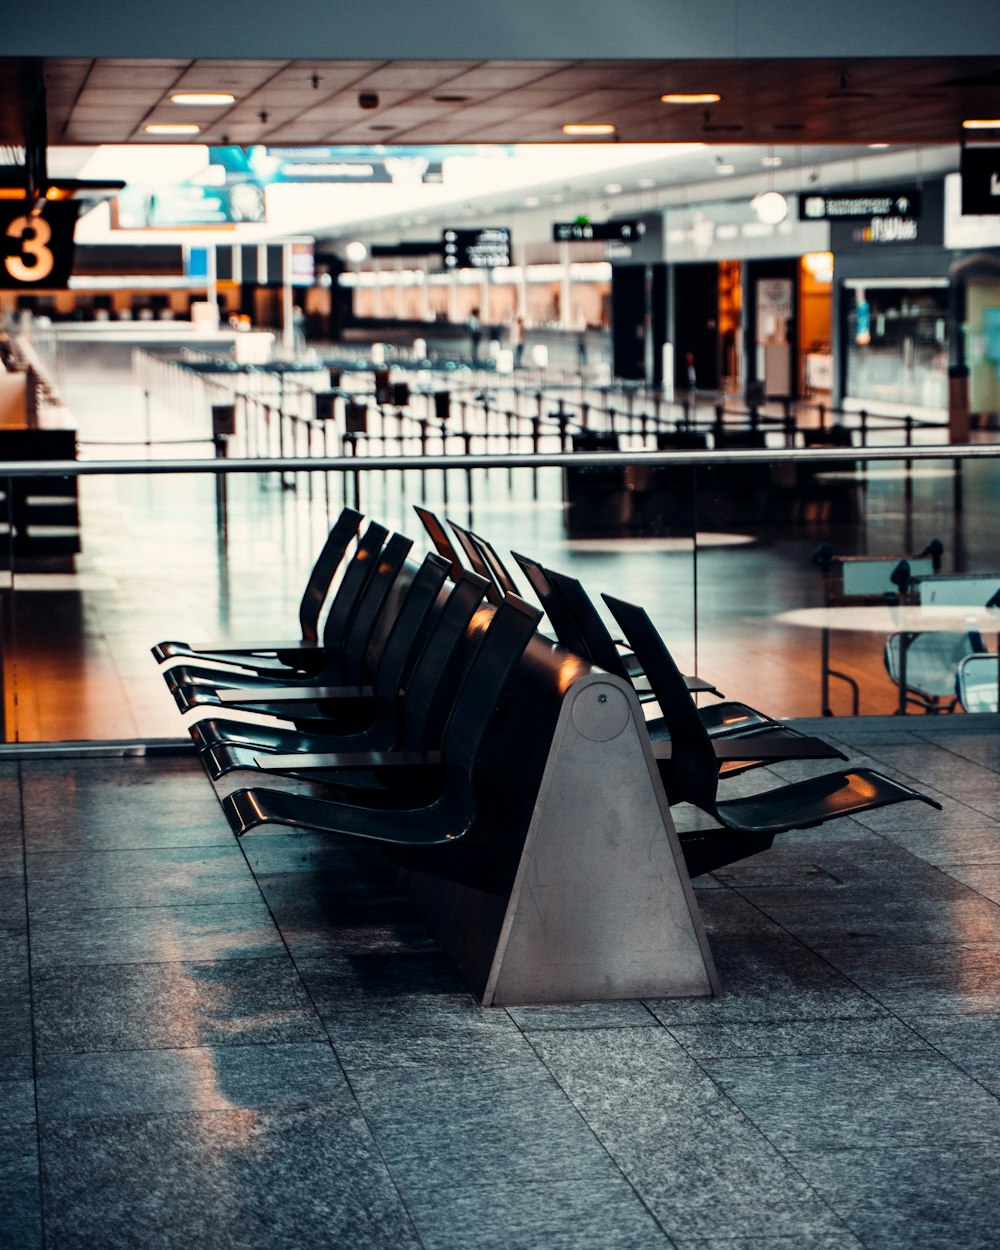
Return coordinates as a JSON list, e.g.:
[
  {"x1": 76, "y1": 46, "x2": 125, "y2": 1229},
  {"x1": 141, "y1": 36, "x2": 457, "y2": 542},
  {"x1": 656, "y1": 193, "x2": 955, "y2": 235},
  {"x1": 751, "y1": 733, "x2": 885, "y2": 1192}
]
[
  {"x1": 441, "y1": 594, "x2": 543, "y2": 776},
  {"x1": 469, "y1": 530, "x2": 522, "y2": 597},
  {"x1": 510, "y1": 552, "x2": 589, "y2": 656},
  {"x1": 544, "y1": 567, "x2": 629, "y2": 679},
  {"x1": 371, "y1": 552, "x2": 452, "y2": 706},
  {"x1": 320, "y1": 520, "x2": 389, "y2": 654},
  {"x1": 297, "y1": 507, "x2": 363, "y2": 642},
  {"x1": 603, "y1": 595, "x2": 719, "y2": 814},
  {"x1": 448, "y1": 518, "x2": 503, "y2": 605},
  {"x1": 413, "y1": 504, "x2": 465, "y2": 582},
  {"x1": 337, "y1": 531, "x2": 413, "y2": 681},
  {"x1": 401, "y1": 572, "x2": 492, "y2": 749}
]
